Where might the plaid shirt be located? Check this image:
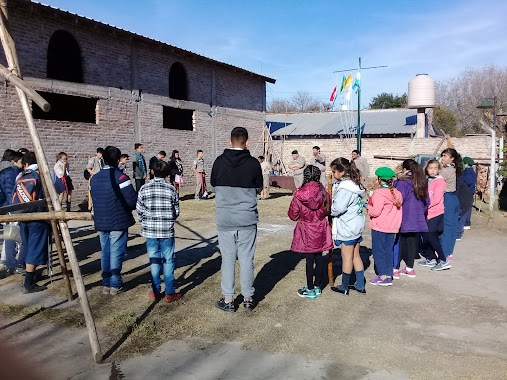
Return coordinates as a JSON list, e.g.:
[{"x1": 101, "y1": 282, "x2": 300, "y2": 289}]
[{"x1": 136, "y1": 178, "x2": 180, "y2": 238}]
